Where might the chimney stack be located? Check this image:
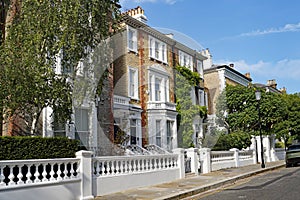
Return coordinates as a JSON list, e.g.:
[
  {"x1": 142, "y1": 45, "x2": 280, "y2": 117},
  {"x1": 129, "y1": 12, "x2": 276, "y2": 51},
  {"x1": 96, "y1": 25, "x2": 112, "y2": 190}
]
[
  {"x1": 267, "y1": 79, "x2": 277, "y2": 89},
  {"x1": 244, "y1": 72, "x2": 251, "y2": 79},
  {"x1": 124, "y1": 6, "x2": 147, "y2": 23}
]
